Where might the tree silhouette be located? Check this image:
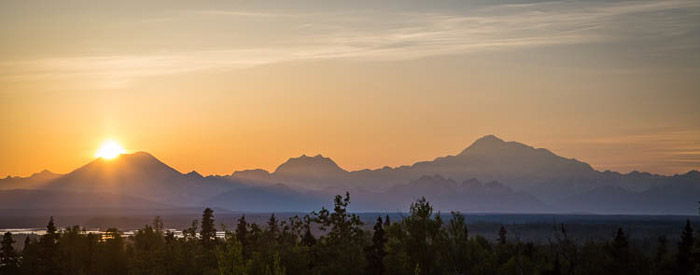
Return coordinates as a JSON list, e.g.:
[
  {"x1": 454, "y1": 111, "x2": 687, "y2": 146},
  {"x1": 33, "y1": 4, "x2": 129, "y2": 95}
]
[
  {"x1": 654, "y1": 235, "x2": 672, "y2": 274},
  {"x1": 0, "y1": 232, "x2": 19, "y2": 274},
  {"x1": 301, "y1": 226, "x2": 316, "y2": 247},
  {"x1": 677, "y1": 220, "x2": 695, "y2": 274},
  {"x1": 201, "y1": 208, "x2": 216, "y2": 247},
  {"x1": 365, "y1": 216, "x2": 387, "y2": 275},
  {"x1": 96, "y1": 228, "x2": 128, "y2": 275},
  {"x1": 606, "y1": 227, "x2": 632, "y2": 274},
  {"x1": 446, "y1": 211, "x2": 469, "y2": 273},
  {"x1": 235, "y1": 215, "x2": 250, "y2": 259},
  {"x1": 35, "y1": 216, "x2": 60, "y2": 275},
  {"x1": 401, "y1": 197, "x2": 446, "y2": 275},
  {"x1": 7, "y1": 196, "x2": 700, "y2": 274},
  {"x1": 311, "y1": 193, "x2": 366, "y2": 275},
  {"x1": 498, "y1": 225, "x2": 508, "y2": 245}
]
